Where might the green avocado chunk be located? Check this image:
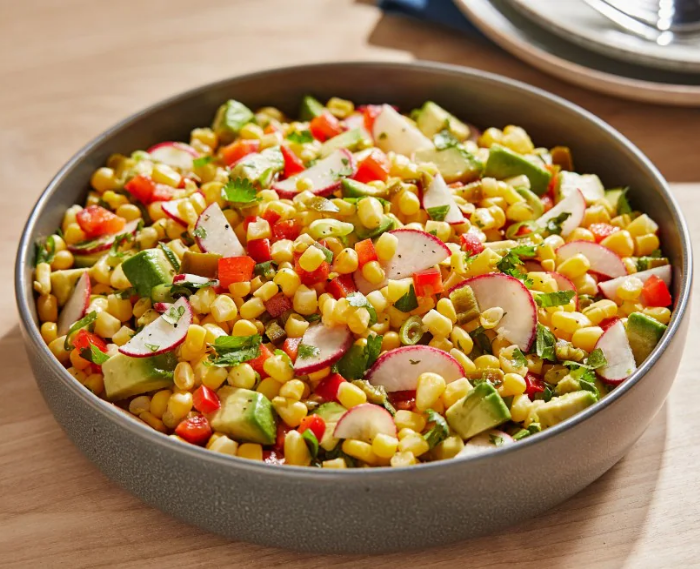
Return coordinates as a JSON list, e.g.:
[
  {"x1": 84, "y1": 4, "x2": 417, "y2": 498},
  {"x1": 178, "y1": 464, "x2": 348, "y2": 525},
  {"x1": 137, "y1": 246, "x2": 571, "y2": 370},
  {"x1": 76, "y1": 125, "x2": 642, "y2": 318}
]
[
  {"x1": 626, "y1": 312, "x2": 667, "y2": 366},
  {"x1": 484, "y1": 144, "x2": 552, "y2": 196},
  {"x1": 556, "y1": 171, "x2": 604, "y2": 203},
  {"x1": 72, "y1": 253, "x2": 103, "y2": 268},
  {"x1": 103, "y1": 352, "x2": 177, "y2": 401},
  {"x1": 354, "y1": 214, "x2": 395, "y2": 240},
  {"x1": 414, "y1": 146, "x2": 483, "y2": 184},
  {"x1": 312, "y1": 402, "x2": 347, "y2": 423},
  {"x1": 415, "y1": 101, "x2": 470, "y2": 141},
  {"x1": 446, "y1": 382, "x2": 511, "y2": 439},
  {"x1": 532, "y1": 391, "x2": 597, "y2": 429},
  {"x1": 212, "y1": 99, "x2": 254, "y2": 144},
  {"x1": 299, "y1": 95, "x2": 325, "y2": 121},
  {"x1": 319, "y1": 128, "x2": 366, "y2": 158},
  {"x1": 210, "y1": 387, "x2": 277, "y2": 445},
  {"x1": 341, "y1": 178, "x2": 388, "y2": 198},
  {"x1": 121, "y1": 249, "x2": 176, "y2": 299},
  {"x1": 230, "y1": 146, "x2": 284, "y2": 187}
]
